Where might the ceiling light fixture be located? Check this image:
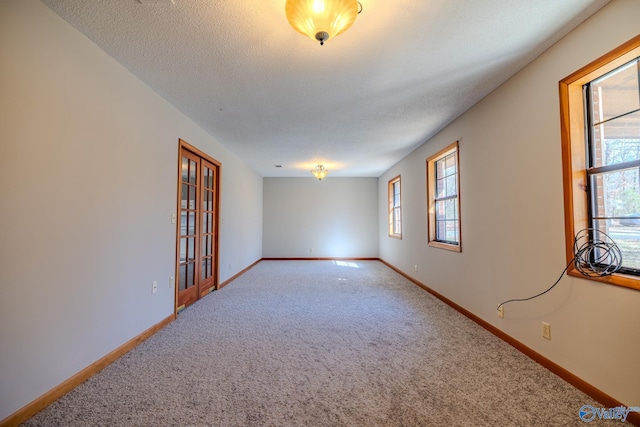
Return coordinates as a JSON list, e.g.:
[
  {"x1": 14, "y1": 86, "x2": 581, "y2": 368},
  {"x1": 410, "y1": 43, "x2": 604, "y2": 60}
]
[
  {"x1": 285, "y1": 0, "x2": 362, "y2": 46},
  {"x1": 311, "y1": 164, "x2": 329, "y2": 180}
]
